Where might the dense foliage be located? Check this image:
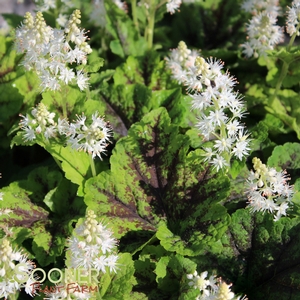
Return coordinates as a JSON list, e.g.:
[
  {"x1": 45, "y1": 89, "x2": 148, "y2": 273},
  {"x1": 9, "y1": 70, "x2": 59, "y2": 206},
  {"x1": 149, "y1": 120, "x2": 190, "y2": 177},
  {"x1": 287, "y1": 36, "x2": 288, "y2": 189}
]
[{"x1": 1, "y1": 0, "x2": 300, "y2": 299}]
